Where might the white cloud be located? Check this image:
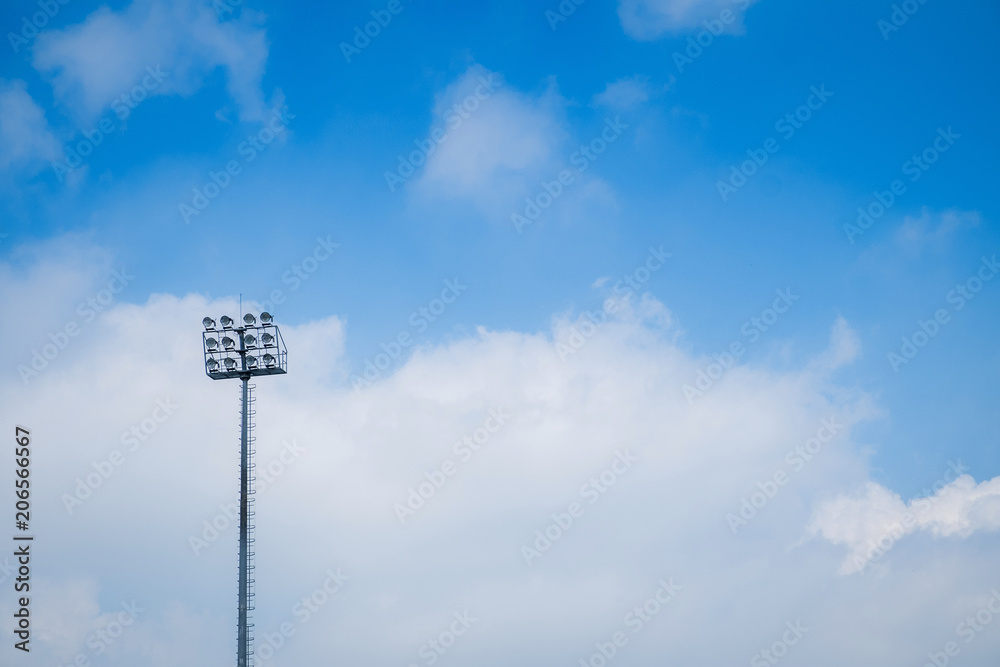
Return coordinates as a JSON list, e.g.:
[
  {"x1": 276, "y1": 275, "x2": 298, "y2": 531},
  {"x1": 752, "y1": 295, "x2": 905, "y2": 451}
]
[
  {"x1": 593, "y1": 76, "x2": 651, "y2": 111},
  {"x1": 618, "y1": 0, "x2": 759, "y2": 40},
  {"x1": 895, "y1": 207, "x2": 981, "y2": 253},
  {"x1": 413, "y1": 66, "x2": 624, "y2": 228},
  {"x1": 0, "y1": 79, "x2": 60, "y2": 171},
  {"x1": 415, "y1": 65, "x2": 567, "y2": 209},
  {"x1": 3, "y1": 239, "x2": 1000, "y2": 665},
  {"x1": 810, "y1": 315, "x2": 862, "y2": 372},
  {"x1": 810, "y1": 474, "x2": 1000, "y2": 575},
  {"x1": 32, "y1": 0, "x2": 269, "y2": 124}
]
